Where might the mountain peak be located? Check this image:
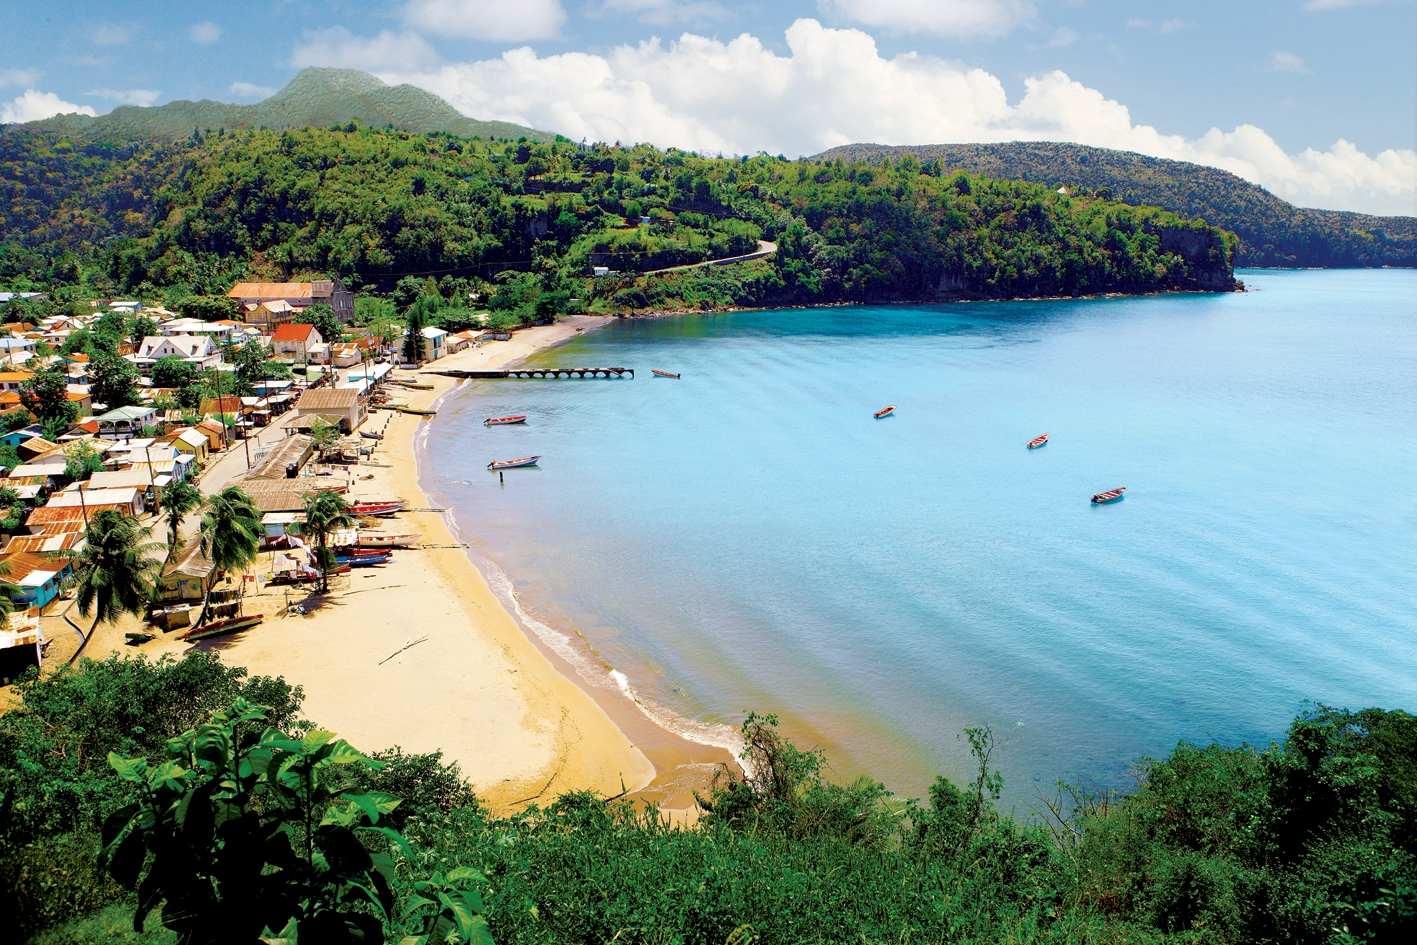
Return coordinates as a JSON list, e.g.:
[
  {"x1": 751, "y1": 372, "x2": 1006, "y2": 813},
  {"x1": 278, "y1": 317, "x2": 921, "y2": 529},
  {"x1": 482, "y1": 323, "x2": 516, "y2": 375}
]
[{"x1": 6, "y1": 68, "x2": 550, "y2": 144}]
